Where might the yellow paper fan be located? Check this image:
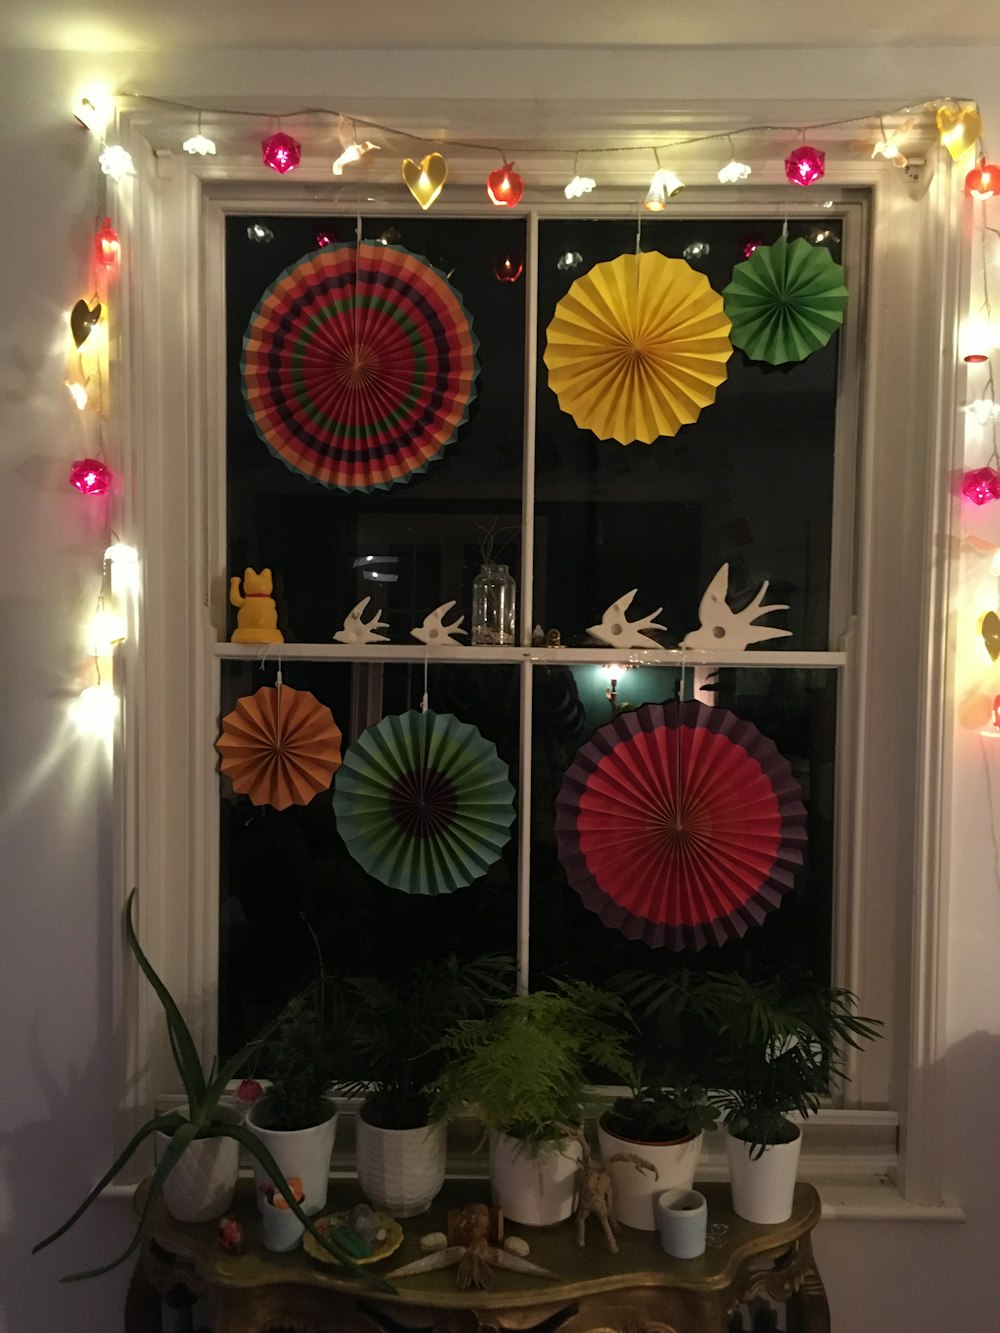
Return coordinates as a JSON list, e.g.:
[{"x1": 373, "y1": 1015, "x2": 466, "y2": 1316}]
[
  {"x1": 543, "y1": 251, "x2": 733, "y2": 445},
  {"x1": 215, "y1": 684, "x2": 343, "y2": 811}
]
